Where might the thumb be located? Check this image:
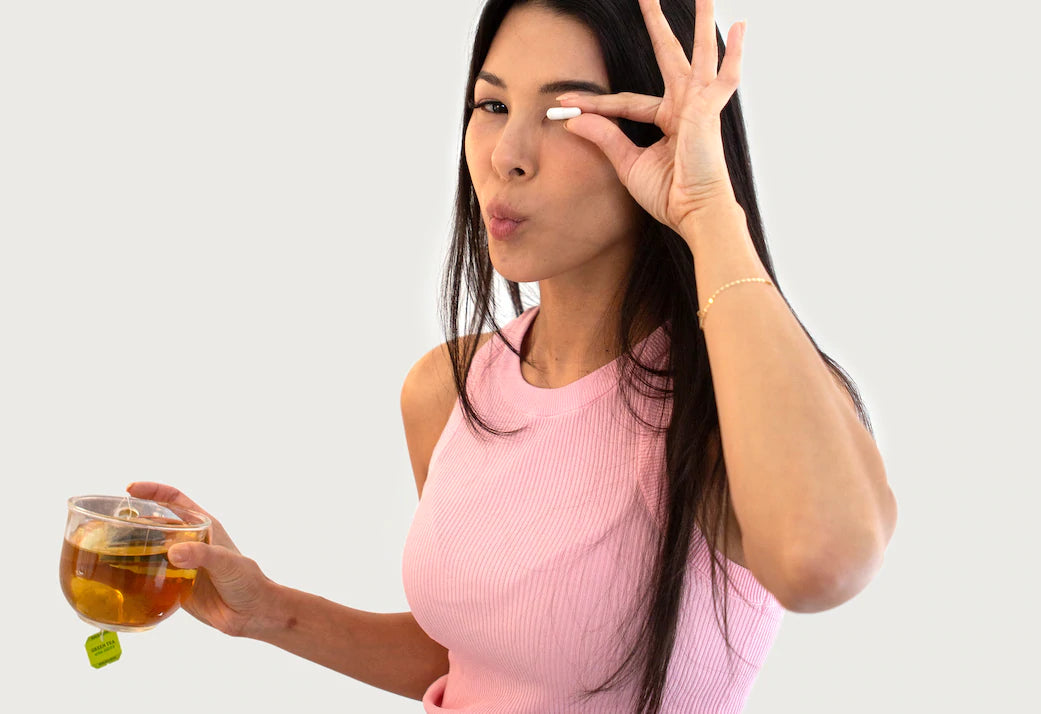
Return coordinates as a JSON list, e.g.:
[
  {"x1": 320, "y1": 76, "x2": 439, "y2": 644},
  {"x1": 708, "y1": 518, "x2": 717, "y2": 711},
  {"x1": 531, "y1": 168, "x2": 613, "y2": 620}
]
[
  {"x1": 563, "y1": 112, "x2": 640, "y2": 191},
  {"x1": 168, "y1": 542, "x2": 239, "y2": 579}
]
